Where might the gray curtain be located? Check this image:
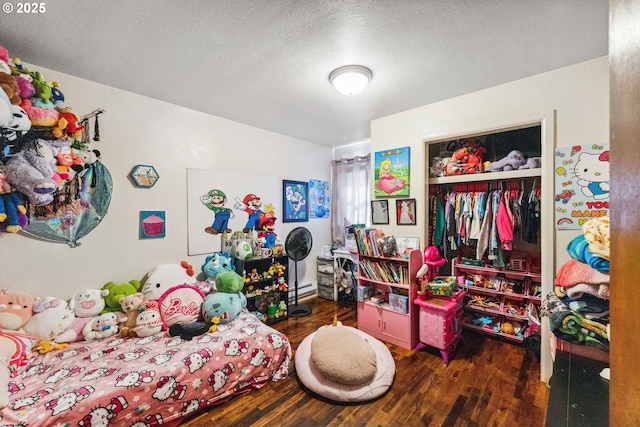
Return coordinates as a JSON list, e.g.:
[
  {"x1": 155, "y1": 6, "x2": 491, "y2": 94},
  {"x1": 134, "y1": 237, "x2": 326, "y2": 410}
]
[{"x1": 330, "y1": 154, "x2": 371, "y2": 246}]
